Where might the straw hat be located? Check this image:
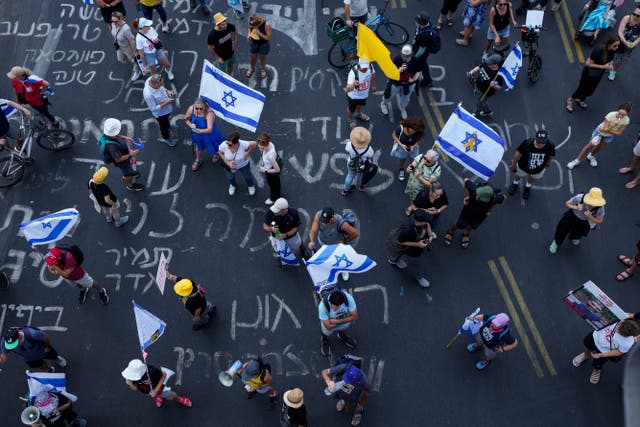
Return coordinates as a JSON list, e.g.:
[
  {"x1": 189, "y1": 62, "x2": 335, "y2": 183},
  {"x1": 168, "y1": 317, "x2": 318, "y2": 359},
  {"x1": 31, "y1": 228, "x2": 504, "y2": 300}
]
[
  {"x1": 349, "y1": 127, "x2": 371, "y2": 149},
  {"x1": 283, "y1": 388, "x2": 304, "y2": 408},
  {"x1": 92, "y1": 167, "x2": 109, "y2": 184},
  {"x1": 213, "y1": 12, "x2": 227, "y2": 26},
  {"x1": 583, "y1": 187, "x2": 606, "y2": 207}
]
